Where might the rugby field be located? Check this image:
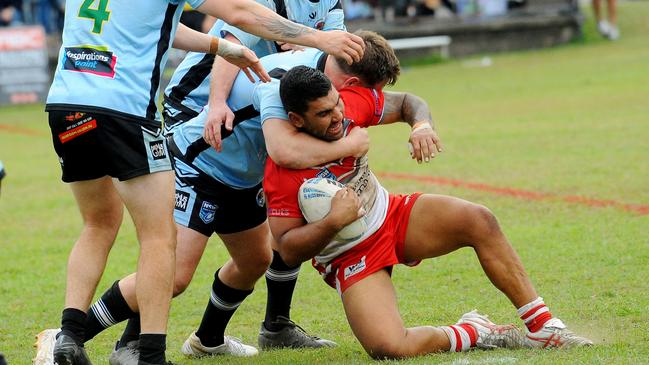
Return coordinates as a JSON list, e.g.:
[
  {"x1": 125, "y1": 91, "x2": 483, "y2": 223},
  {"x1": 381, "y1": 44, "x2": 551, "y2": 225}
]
[{"x1": 0, "y1": 2, "x2": 647, "y2": 364}]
